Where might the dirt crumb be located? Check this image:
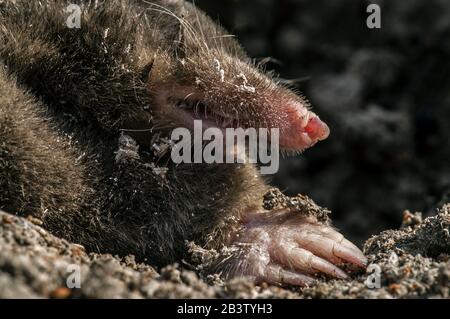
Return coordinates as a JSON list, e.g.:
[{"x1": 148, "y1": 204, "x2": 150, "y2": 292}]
[{"x1": 263, "y1": 188, "x2": 331, "y2": 224}]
